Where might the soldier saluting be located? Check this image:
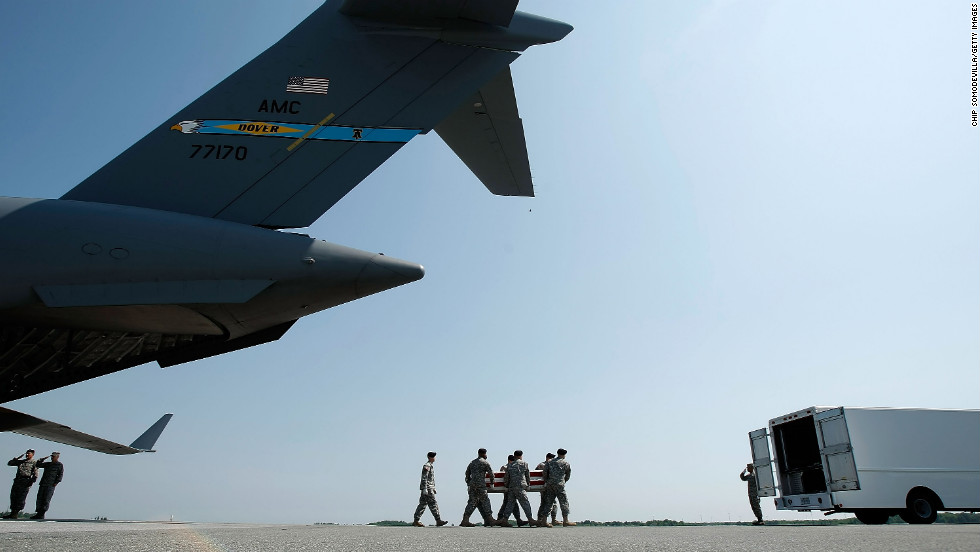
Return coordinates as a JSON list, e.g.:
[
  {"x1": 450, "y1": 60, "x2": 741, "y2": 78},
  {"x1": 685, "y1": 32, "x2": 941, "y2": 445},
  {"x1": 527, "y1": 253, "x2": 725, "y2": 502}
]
[
  {"x1": 2, "y1": 449, "x2": 38, "y2": 519},
  {"x1": 32, "y1": 452, "x2": 64, "y2": 520},
  {"x1": 740, "y1": 463, "x2": 764, "y2": 525}
]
